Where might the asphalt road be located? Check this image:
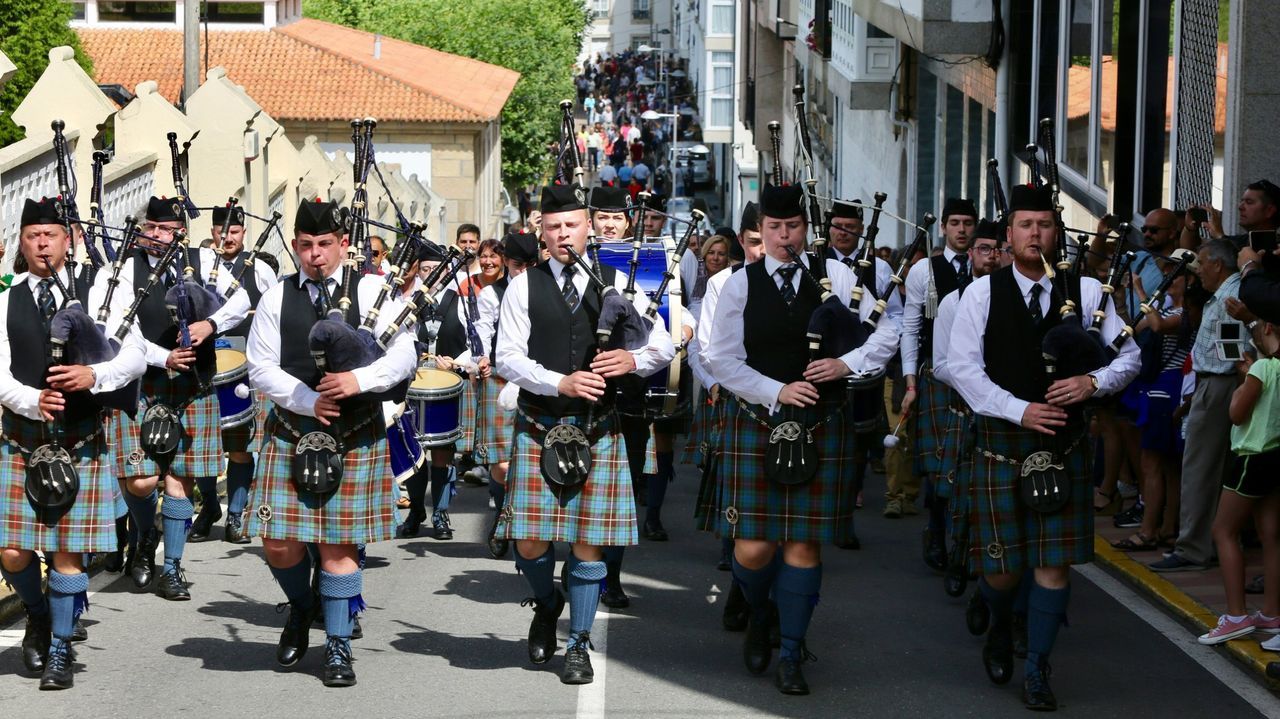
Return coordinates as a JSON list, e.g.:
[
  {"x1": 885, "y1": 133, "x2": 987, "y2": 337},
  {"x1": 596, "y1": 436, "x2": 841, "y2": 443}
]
[{"x1": 2, "y1": 464, "x2": 1278, "y2": 718}]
